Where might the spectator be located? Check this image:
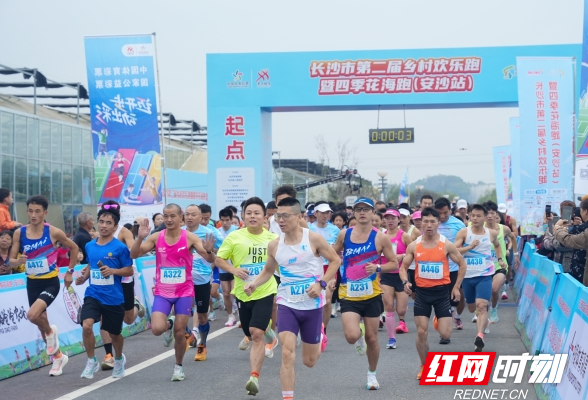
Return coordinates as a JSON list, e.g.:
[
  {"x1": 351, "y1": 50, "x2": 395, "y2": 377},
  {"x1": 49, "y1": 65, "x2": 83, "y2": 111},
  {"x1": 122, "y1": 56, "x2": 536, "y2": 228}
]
[
  {"x1": 0, "y1": 230, "x2": 14, "y2": 275},
  {"x1": 72, "y1": 212, "x2": 94, "y2": 264},
  {"x1": 151, "y1": 213, "x2": 163, "y2": 234},
  {"x1": 0, "y1": 188, "x2": 22, "y2": 231},
  {"x1": 542, "y1": 200, "x2": 576, "y2": 272},
  {"x1": 554, "y1": 198, "x2": 588, "y2": 285}
]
